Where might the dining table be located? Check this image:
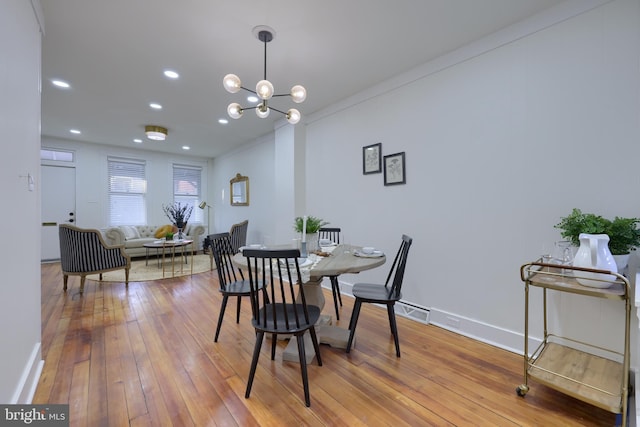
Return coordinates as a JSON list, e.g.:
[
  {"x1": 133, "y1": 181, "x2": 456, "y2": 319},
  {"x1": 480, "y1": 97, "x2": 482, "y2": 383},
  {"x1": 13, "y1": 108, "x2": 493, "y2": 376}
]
[{"x1": 232, "y1": 243, "x2": 386, "y2": 363}]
